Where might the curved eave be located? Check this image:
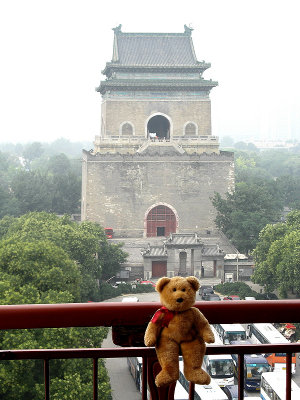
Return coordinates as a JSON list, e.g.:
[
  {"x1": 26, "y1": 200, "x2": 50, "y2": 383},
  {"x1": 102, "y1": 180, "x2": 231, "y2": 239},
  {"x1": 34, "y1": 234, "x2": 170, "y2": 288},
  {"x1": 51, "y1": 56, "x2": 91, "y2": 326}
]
[
  {"x1": 101, "y1": 63, "x2": 211, "y2": 77},
  {"x1": 96, "y1": 79, "x2": 218, "y2": 94}
]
